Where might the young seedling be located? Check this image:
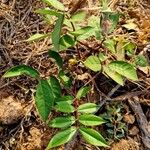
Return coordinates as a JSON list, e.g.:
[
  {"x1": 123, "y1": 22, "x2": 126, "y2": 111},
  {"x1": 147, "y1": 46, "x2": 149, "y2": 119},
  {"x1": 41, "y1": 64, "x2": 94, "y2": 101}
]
[{"x1": 3, "y1": 53, "x2": 108, "y2": 149}]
